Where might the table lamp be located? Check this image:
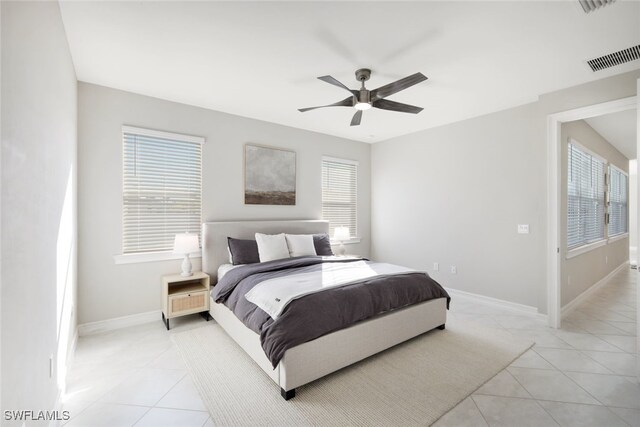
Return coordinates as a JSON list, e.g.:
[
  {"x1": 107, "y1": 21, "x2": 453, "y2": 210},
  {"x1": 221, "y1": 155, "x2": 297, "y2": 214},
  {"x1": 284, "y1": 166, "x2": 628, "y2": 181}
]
[
  {"x1": 333, "y1": 226, "x2": 350, "y2": 256},
  {"x1": 173, "y1": 233, "x2": 200, "y2": 277}
]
